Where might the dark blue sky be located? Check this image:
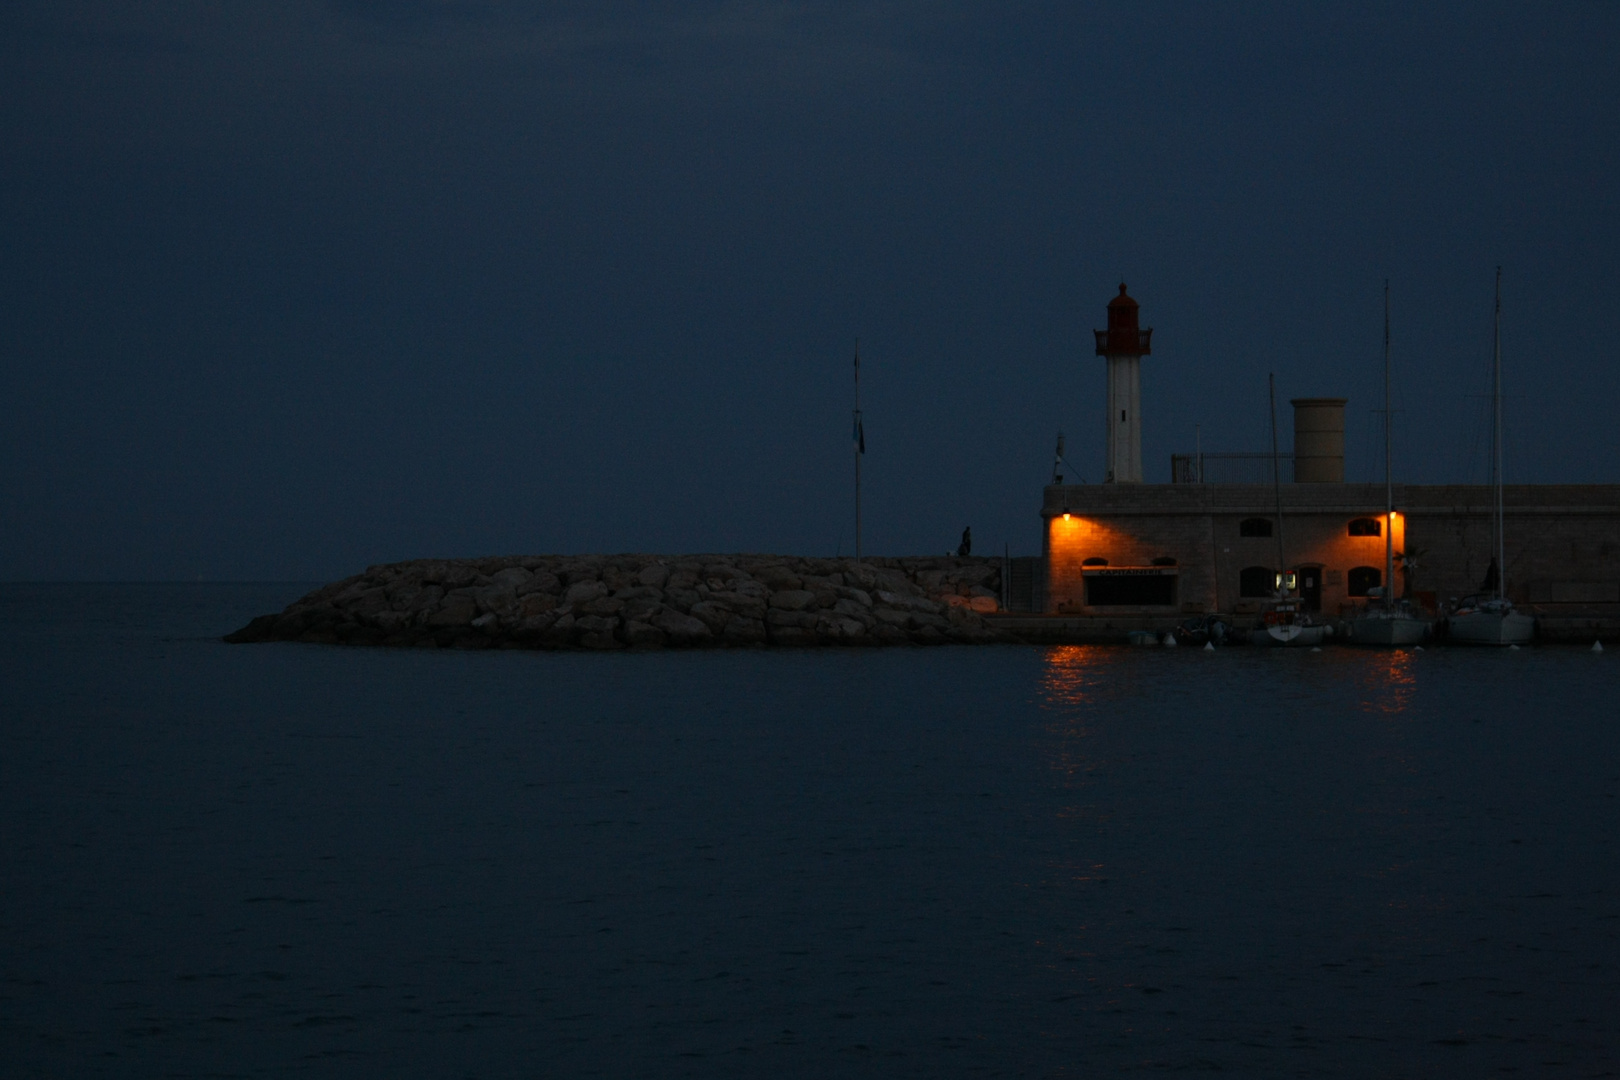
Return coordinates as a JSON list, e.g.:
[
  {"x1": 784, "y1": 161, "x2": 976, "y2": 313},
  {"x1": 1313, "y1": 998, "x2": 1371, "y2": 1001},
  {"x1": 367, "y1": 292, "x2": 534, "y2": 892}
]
[{"x1": 3, "y1": 2, "x2": 1617, "y2": 580}]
